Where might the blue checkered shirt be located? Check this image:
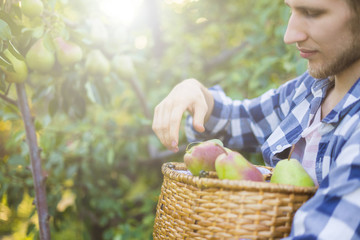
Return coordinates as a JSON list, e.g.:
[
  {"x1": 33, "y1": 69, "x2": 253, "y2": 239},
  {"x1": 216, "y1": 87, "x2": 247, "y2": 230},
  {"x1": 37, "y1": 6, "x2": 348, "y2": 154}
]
[{"x1": 185, "y1": 71, "x2": 360, "y2": 239}]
